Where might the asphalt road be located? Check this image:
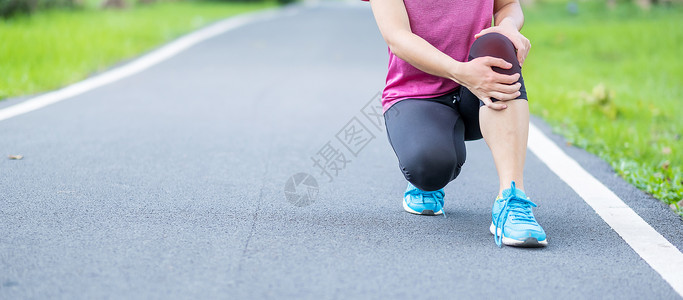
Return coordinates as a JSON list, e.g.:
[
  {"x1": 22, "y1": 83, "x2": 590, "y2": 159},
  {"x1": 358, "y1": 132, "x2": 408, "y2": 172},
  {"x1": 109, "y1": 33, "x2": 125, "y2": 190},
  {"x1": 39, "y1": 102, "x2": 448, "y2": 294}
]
[{"x1": 1, "y1": 2, "x2": 682, "y2": 299}]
